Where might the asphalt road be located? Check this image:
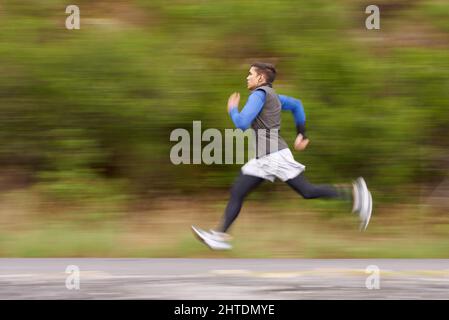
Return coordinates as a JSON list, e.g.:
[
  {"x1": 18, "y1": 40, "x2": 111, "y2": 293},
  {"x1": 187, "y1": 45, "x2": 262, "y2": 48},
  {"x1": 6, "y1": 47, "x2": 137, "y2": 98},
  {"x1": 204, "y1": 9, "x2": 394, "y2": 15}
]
[{"x1": 0, "y1": 259, "x2": 449, "y2": 299}]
